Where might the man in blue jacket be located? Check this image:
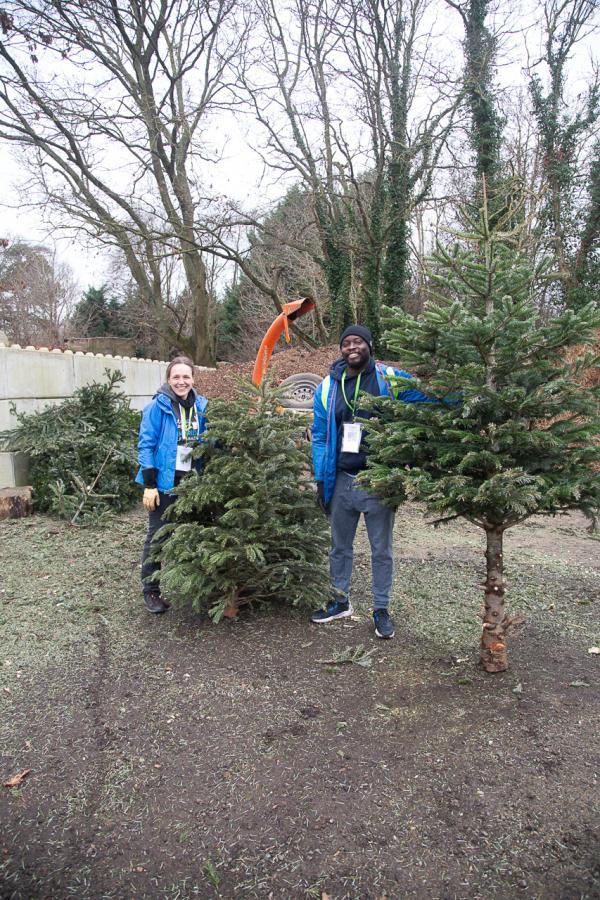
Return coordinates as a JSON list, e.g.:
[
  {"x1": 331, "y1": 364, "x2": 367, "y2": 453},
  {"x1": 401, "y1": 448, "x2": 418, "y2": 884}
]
[{"x1": 311, "y1": 325, "x2": 428, "y2": 639}]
